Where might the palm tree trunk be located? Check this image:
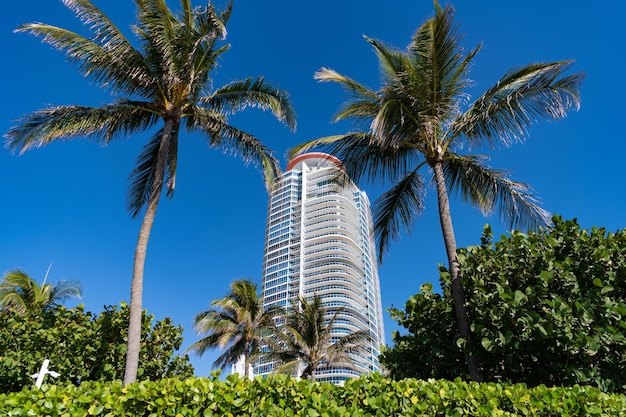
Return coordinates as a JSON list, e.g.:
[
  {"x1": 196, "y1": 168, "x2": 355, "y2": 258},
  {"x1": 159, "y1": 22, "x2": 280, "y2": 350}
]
[
  {"x1": 123, "y1": 119, "x2": 175, "y2": 385},
  {"x1": 432, "y1": 162, "x2": 482, "y2": 382}
]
